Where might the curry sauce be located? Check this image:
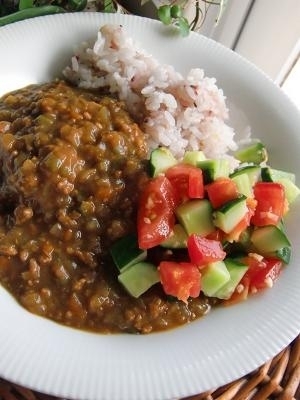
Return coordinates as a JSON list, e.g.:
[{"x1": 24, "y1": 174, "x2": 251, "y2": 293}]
[{"x1": 0, "y1": 81, "x2": 212, "y2": 333}]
